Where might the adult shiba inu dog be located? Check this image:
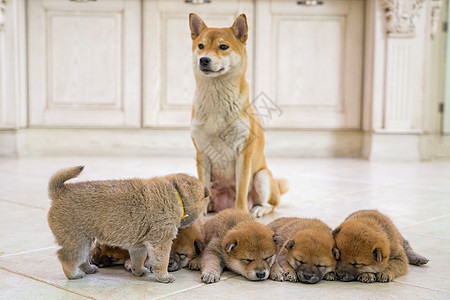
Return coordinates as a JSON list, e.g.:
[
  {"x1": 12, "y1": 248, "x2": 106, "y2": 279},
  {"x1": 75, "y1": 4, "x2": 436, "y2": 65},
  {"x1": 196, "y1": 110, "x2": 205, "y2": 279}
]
[
  {"x1": 189, "y1": 13, "x2": 288, "y2": 218},
  {"x1": 332, "y1": 210, "x2": 429, "y2": 283}
]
